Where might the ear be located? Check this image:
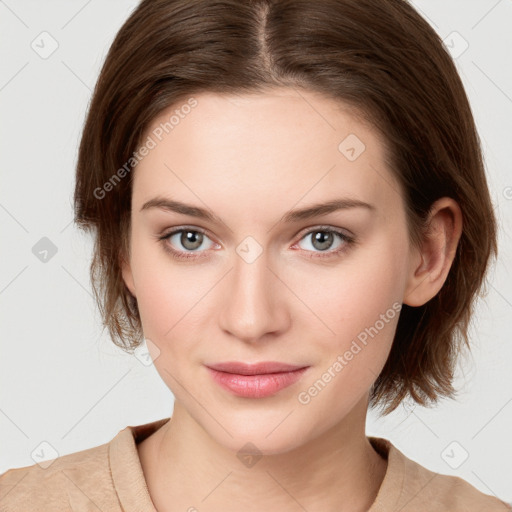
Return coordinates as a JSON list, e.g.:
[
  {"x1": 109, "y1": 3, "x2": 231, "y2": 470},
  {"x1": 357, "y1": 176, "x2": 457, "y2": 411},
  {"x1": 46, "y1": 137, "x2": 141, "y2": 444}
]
[
  {"x1": 120, "y1": 253, "x2": 136, "y2": 298},
  {"x1": 403, "y1": 197, "x2": 463, "y2": 307}
]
